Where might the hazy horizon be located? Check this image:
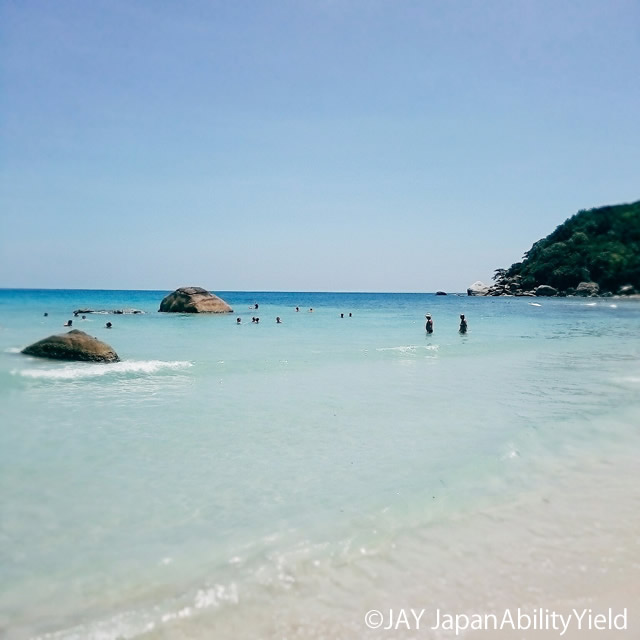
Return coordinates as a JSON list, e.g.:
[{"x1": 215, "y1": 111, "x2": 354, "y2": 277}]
[{"x1": 2, "y1": 1, "x2": 639, "y2": 292}]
